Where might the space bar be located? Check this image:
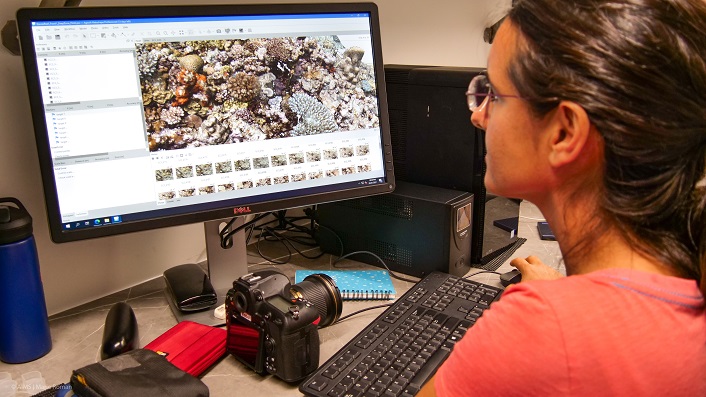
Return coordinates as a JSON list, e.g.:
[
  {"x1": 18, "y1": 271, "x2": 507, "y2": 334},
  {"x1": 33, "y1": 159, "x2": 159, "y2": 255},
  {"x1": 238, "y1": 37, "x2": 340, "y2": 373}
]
[{"x1": 406, "y1": 348, "x2": 451, "y2": 394}]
